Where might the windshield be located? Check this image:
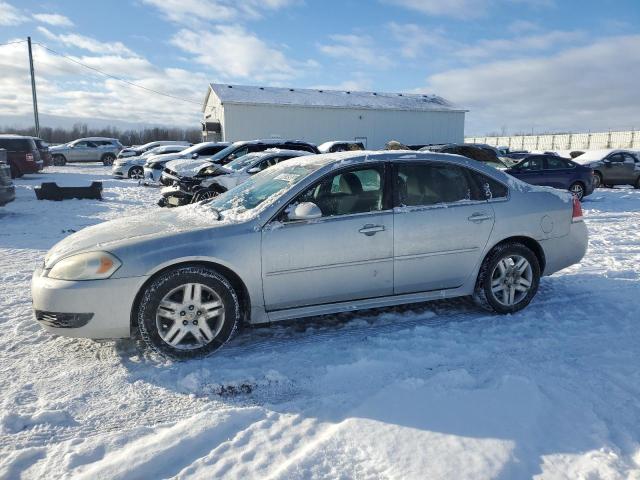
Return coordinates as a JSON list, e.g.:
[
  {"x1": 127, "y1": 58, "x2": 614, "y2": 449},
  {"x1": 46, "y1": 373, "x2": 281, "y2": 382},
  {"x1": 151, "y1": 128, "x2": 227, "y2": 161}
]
[
  {"x1": 142, "y1": 146, "x2": 163, "y2": 157},
  {"x1": 206, "y1": 161, "x2": 324, "y2": 218},
  {"x1": 226, "y1": 153, "x2": 263, "y2": 171},
  {"x1": 207, "y1": 144, "x2": 244, "y2": 162}
]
